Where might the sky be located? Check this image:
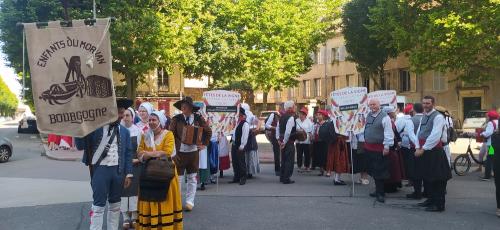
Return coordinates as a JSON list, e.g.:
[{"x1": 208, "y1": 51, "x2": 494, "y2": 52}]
[{"x1": 0, "y1": 49, "x2": 22, "y2": 97}]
